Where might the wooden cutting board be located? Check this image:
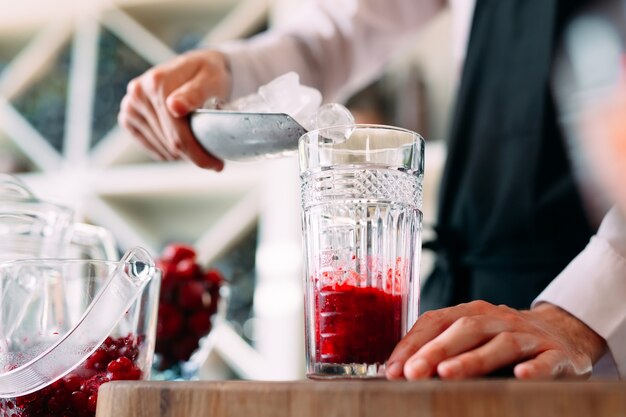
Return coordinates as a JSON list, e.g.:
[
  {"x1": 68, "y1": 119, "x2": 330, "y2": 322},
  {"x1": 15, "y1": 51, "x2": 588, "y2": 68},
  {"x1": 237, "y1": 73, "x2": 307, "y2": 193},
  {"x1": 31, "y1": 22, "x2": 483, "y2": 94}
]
[{"x1": 97, "y1": 380, "x2": 626, "y2": 417}]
